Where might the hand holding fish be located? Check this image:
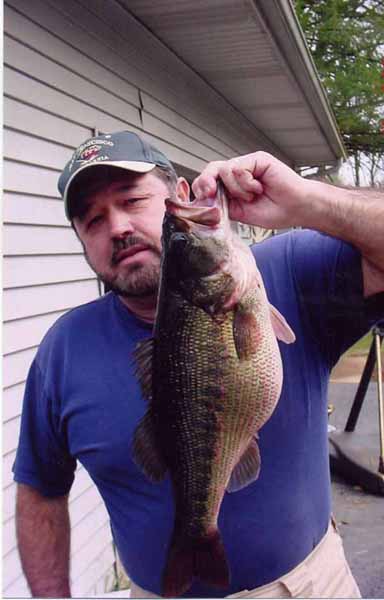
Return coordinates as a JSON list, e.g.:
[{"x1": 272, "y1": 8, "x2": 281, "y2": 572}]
[{"x1": 192, "y1": 151, "x2": 311, "y2": 230}]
